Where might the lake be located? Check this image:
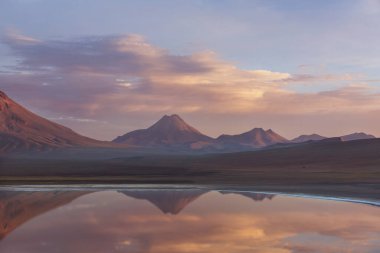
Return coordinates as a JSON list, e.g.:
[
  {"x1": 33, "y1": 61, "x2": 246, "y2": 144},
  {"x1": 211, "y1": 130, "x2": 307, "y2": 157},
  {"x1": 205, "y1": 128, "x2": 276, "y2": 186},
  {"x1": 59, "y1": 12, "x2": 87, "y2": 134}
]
[{"x1": 0, "y1": 186, "x2": 379, "y2": 253}]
